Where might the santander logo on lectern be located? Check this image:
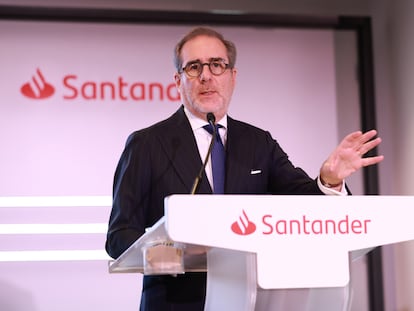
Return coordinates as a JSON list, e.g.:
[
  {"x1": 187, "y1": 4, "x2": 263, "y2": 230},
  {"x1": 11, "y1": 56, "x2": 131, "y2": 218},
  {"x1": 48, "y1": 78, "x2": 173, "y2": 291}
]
[
  {"x1": 231, "y1": 210, "x2": 257, "y2": 235},
  {"x1": 21, "y1": 68, "x2": 55, "y2": 99}
]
